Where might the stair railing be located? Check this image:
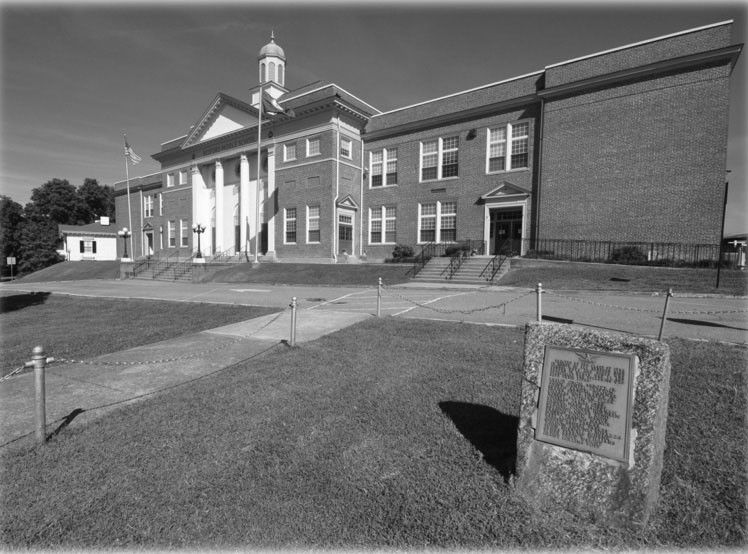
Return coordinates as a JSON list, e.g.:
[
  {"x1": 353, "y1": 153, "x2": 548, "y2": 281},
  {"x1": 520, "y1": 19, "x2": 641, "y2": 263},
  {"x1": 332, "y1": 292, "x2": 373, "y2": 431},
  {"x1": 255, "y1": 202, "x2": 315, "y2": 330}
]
[
  {"x1": 412, "y1": 242, "x2": 436, "y2": 277},
  {"x1": 442, "y1": 251, "x2": 467, "y2": 280}
]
